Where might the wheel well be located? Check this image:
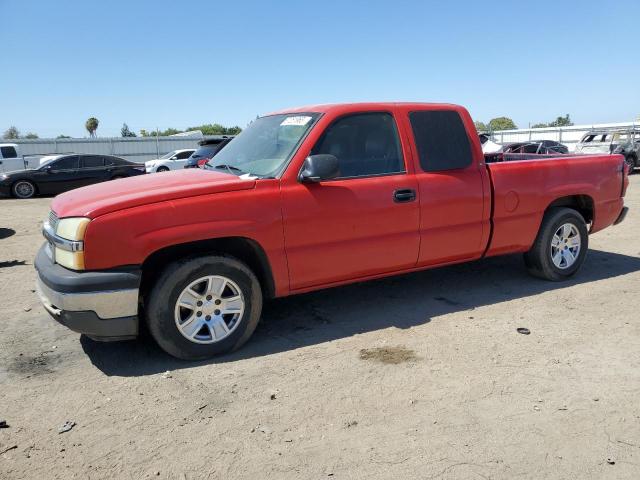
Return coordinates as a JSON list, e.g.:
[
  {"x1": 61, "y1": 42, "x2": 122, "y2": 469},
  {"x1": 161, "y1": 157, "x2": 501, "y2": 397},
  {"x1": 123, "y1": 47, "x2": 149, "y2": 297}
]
[
  {"x1": 546, "y1": 195, "x2": 594, "y2": 224},
  {"x1": 140, "y1": 237, "x2": 276, "y2": 299}
]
